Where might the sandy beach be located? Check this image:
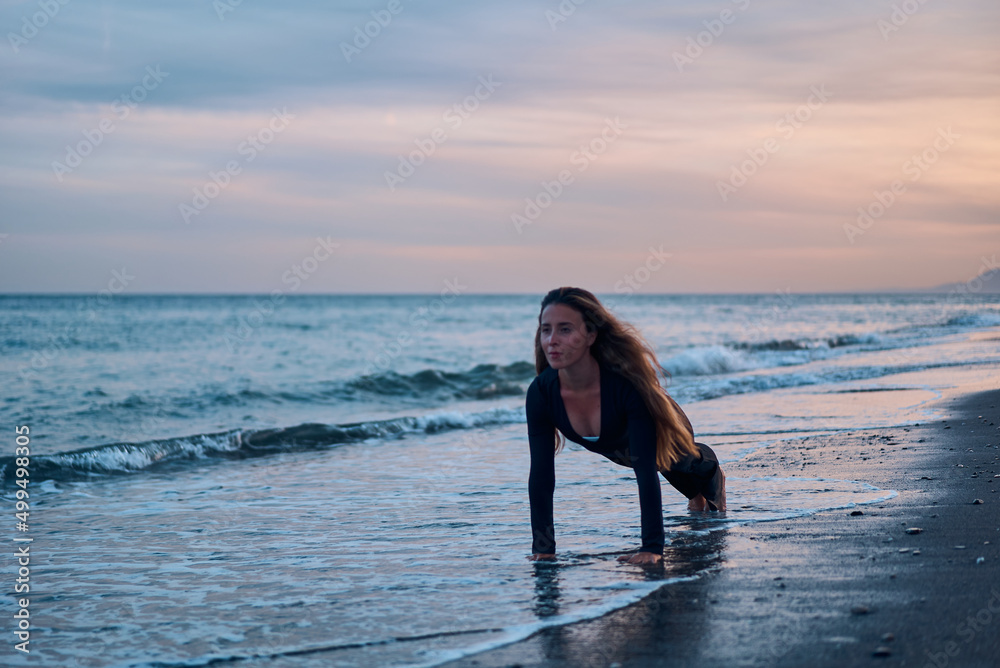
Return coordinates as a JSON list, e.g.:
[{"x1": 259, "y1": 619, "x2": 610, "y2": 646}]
[{"x1": 439, "y1": 386, "x2": 1000, "y2": 668}]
